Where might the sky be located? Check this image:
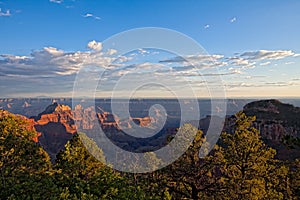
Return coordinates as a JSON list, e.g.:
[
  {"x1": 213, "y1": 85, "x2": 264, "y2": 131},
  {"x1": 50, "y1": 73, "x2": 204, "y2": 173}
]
[{"x1": 0, "y1": 0, "x2": 300, "y2": 98}]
